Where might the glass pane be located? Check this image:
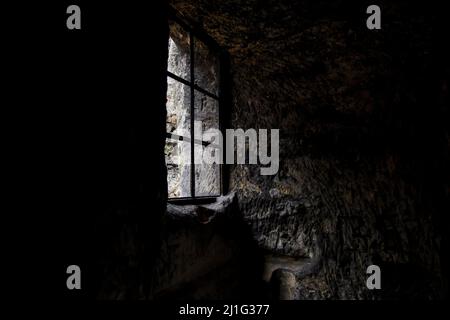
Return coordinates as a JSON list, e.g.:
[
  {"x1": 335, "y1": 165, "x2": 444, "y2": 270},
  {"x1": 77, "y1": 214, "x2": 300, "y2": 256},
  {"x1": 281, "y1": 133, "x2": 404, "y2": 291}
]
[
  {"x1": 195, "y1": 151, "x2": 221, "y2": 197},
  {"x1": 168, "y1": 21, "x2": 190, "y2": 81},
  {"x1": 165, "y1": 138, "x2": 191, "y2": 198},
  {"x1": 194, "y1": 91, "x2": 220, "y2": 196},
  {"x1": 167, "y1": 77, "x2": 191, "y2": 135},
  {"x1": 194, "y1": 90, "x2": 219, "y2": 131},
  {"x1": 194, "y1": 38, "x2": 219, "y2": 96},
  {"x1": 166, "y1": 77, "x2": 192, "y2": 198}
]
